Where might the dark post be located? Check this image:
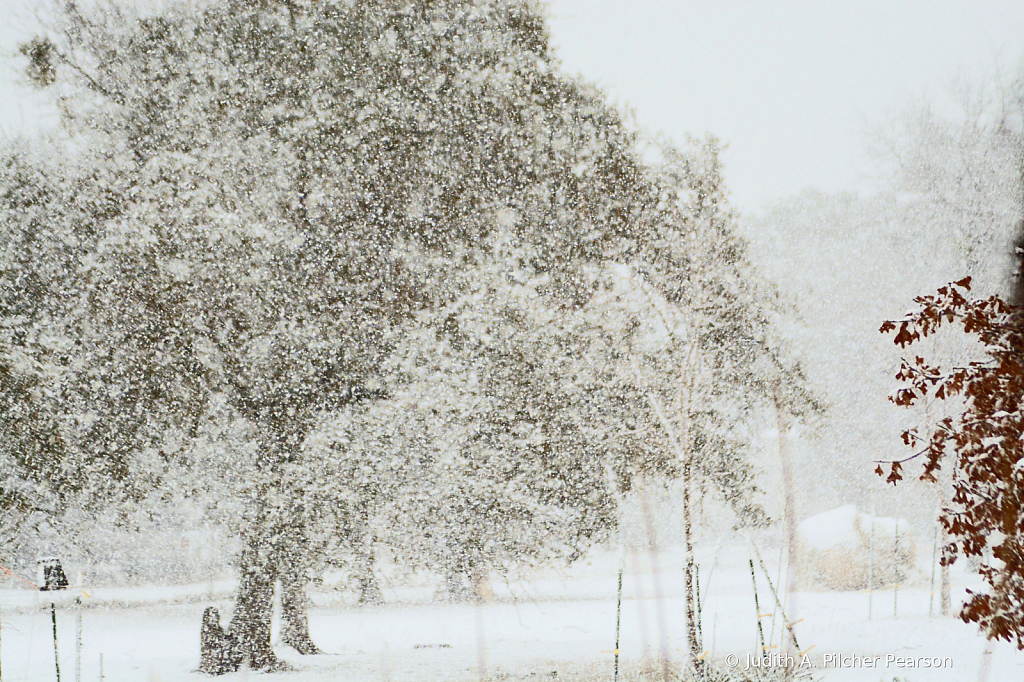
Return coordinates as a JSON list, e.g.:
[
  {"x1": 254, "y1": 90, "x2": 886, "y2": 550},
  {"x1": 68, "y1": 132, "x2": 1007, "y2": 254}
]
[
  {"x1": 50, "y1": 603, "x2": 61, "y2": 682},
  {"x1": 749, "y1": 559, "x2": 766, "y2": 654},
  {"x1": 695, "y1": 564, "x2": 703, "y2": 652},
  {"x1": 615, "y1": 563, "x2": 623, "y2": 682}
]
